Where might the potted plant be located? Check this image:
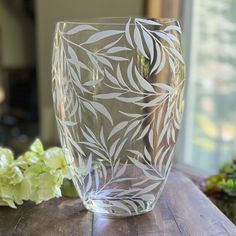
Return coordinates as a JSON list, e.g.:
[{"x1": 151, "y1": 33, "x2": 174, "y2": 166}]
[{"x1": 200, "y1": 159, "x2": 236, "y2": 224}]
